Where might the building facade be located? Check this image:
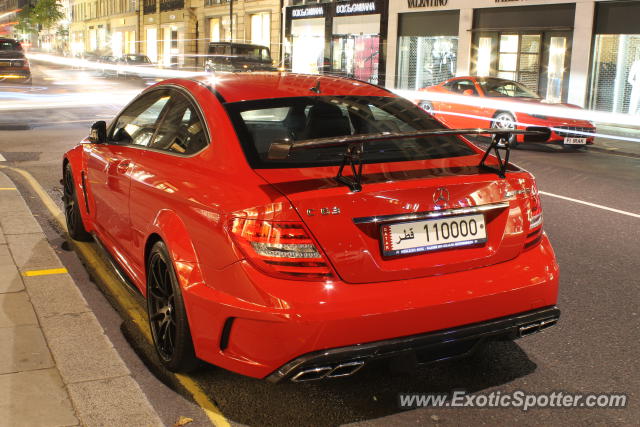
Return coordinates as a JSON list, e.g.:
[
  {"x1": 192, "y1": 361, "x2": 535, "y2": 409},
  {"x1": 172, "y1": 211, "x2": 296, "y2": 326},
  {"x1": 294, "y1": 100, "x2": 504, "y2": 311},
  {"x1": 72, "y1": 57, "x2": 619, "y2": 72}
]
[
  {"x1": 386, "y1": 0, "x2": 640, "y2": 113},
  {"x1": 68, "y1": 0, "x2": 282, "y2": 70}
]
